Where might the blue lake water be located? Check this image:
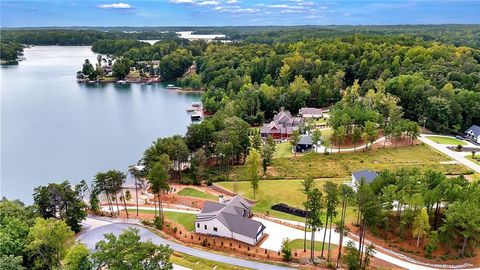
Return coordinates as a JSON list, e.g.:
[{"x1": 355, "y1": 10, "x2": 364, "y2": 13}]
[{"x1": 1, "y1": 46, "x2": 200, "y2": 203}]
